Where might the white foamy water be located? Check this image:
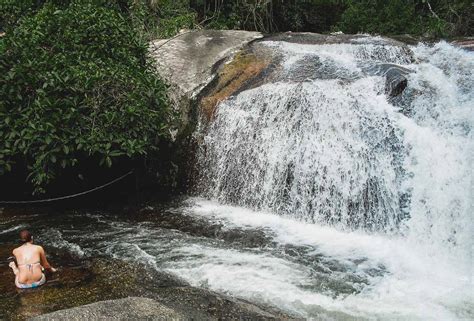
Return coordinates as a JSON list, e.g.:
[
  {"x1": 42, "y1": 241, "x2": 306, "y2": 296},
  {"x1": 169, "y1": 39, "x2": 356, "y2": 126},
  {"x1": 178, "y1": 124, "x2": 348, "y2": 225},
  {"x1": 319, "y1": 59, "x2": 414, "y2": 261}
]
[
  {"x1": 193, "y1": 38, "x2": 473, "y2": 320},
  {"x1": 0, "y1": 224, "x2": 26, "y2": 235},
  {"x1": 399, "y1": 42, "x2": 473, "y2": 262},
  {"x1": 41, "y1": 228, "x2": 86, "y2": 258},
  {"x1": 264, "y1": 39, "x2": 413, "y2": 77},
  {"x1": 156, "y1": 198, "x2": 470, "y2": 320}
]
